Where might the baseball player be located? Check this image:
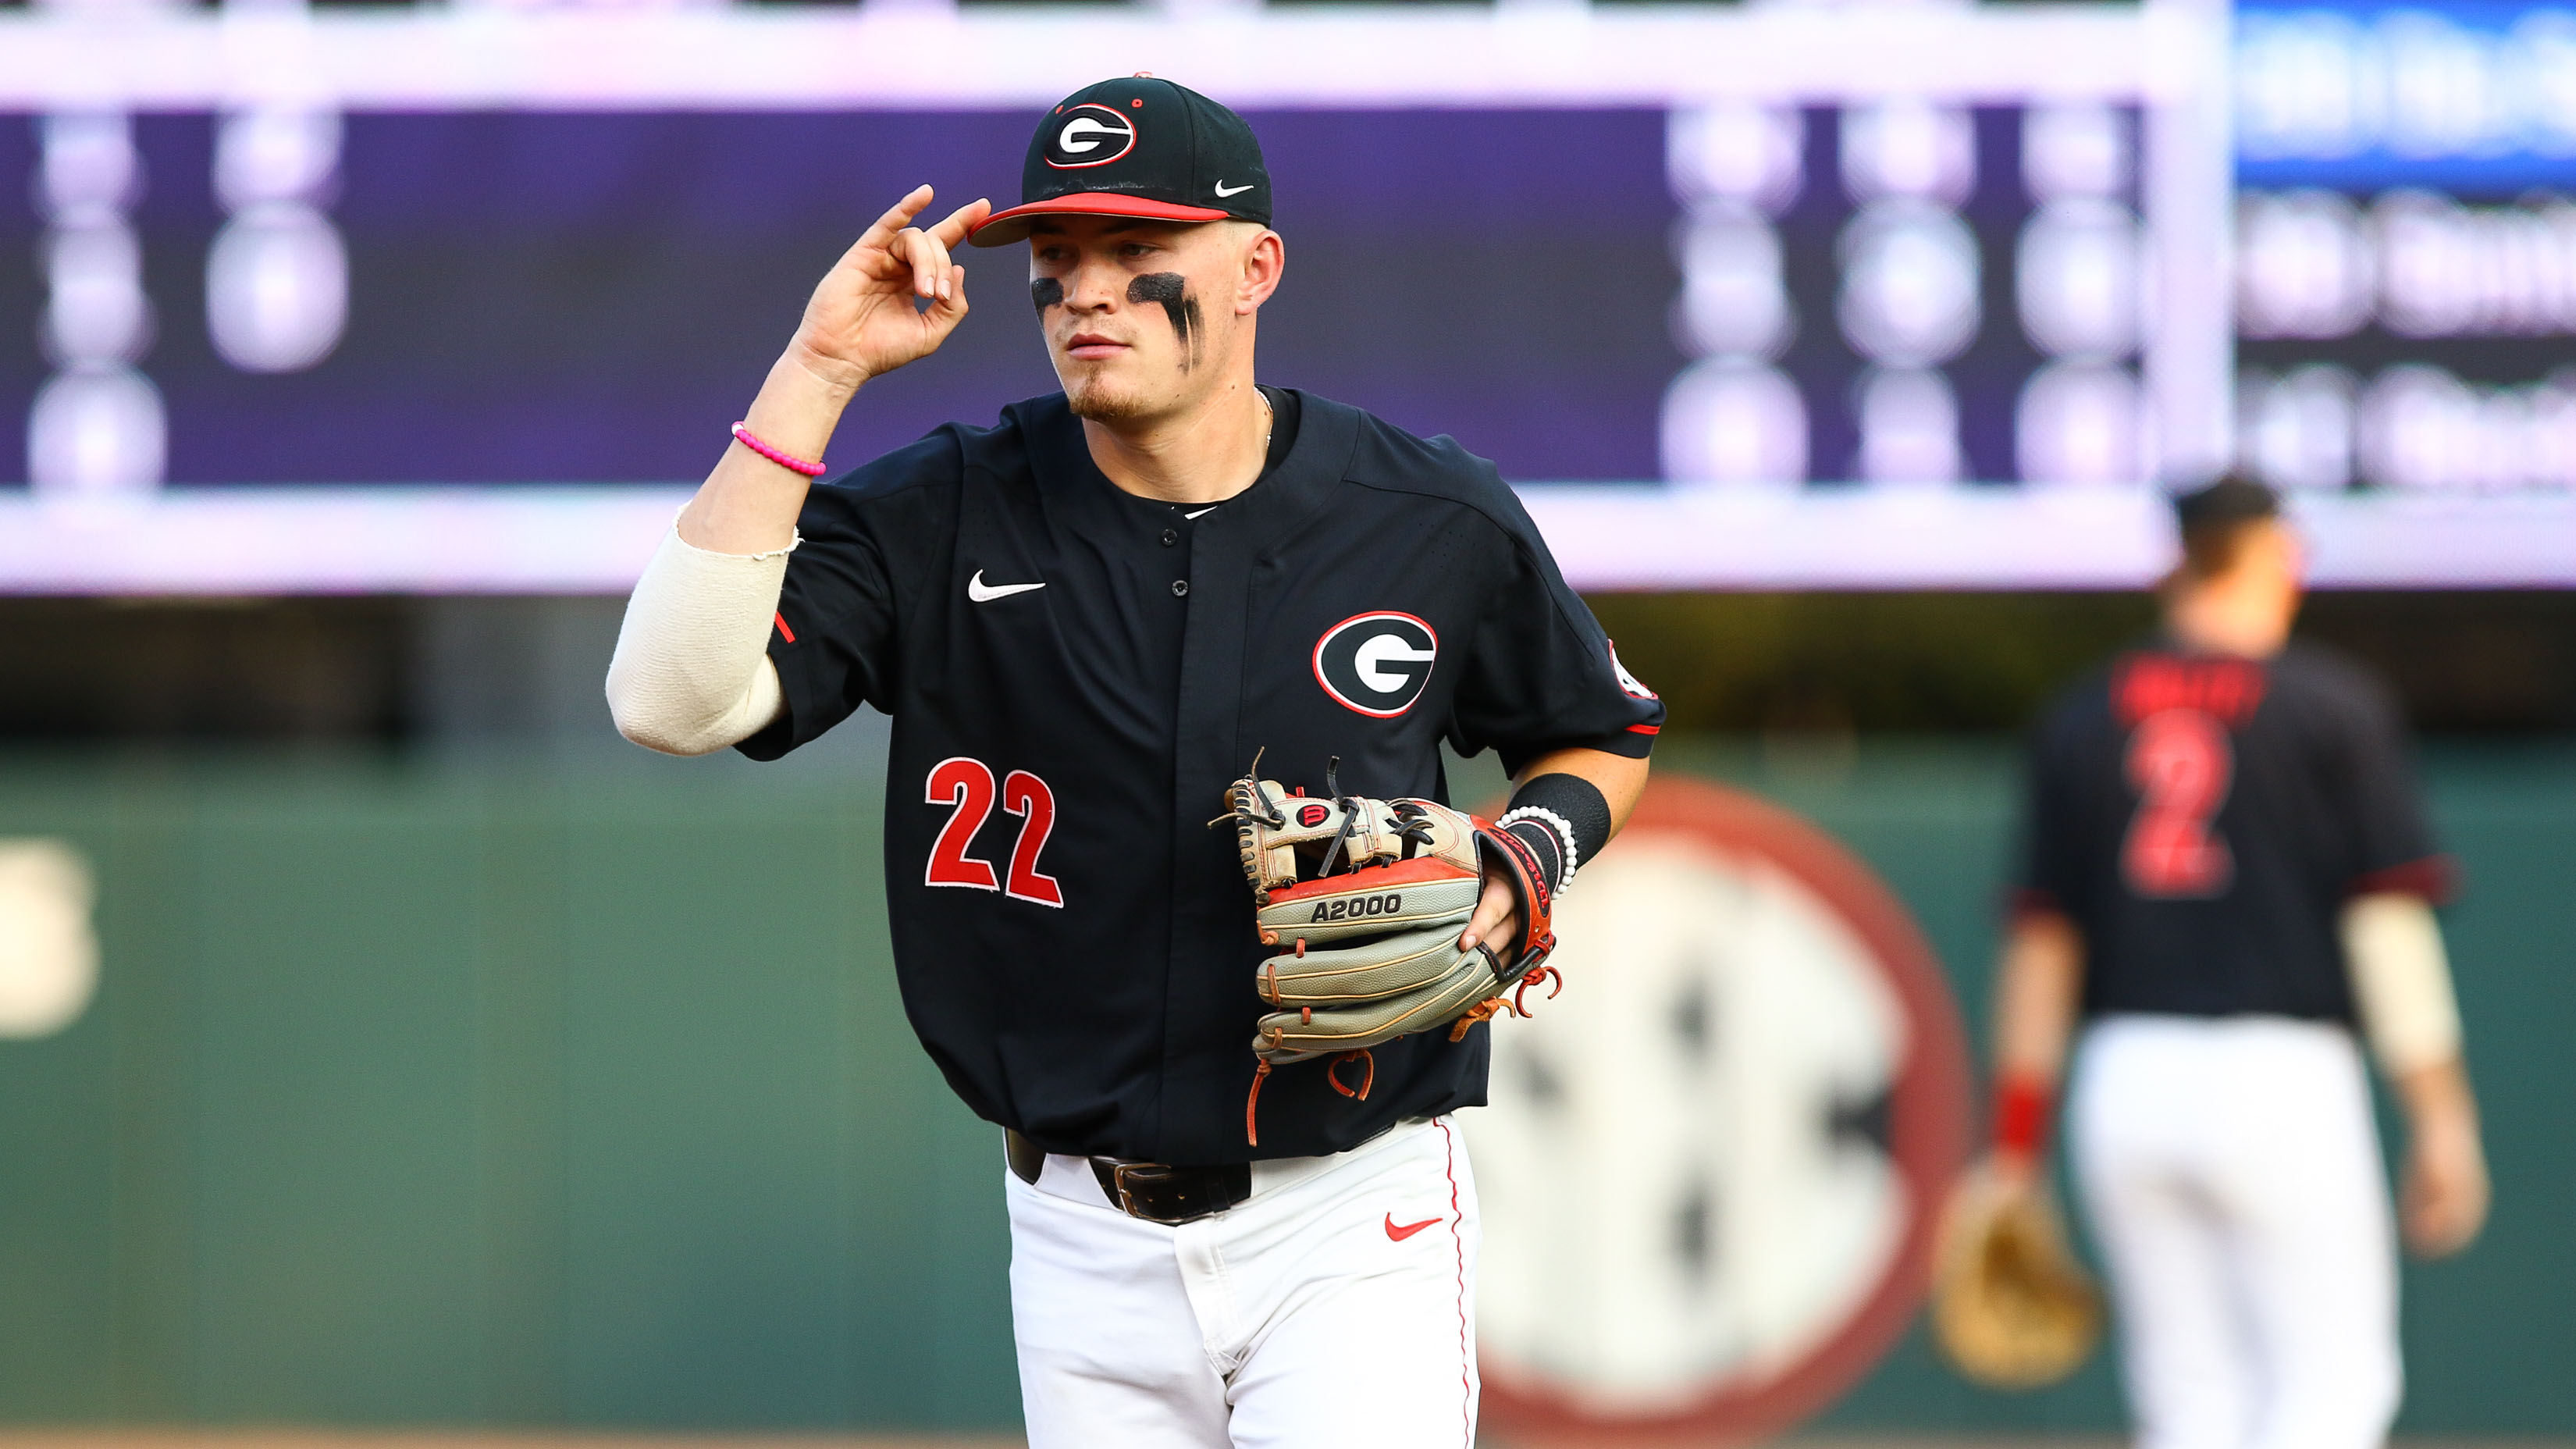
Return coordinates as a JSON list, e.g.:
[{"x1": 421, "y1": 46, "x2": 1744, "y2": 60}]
[
  {"x1": 1985, "y1": 475, "x2": 2489, "y2": 1449},
  {"x1": 603, "y1": 77, "x2": 1661, "y2": 1447}
]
